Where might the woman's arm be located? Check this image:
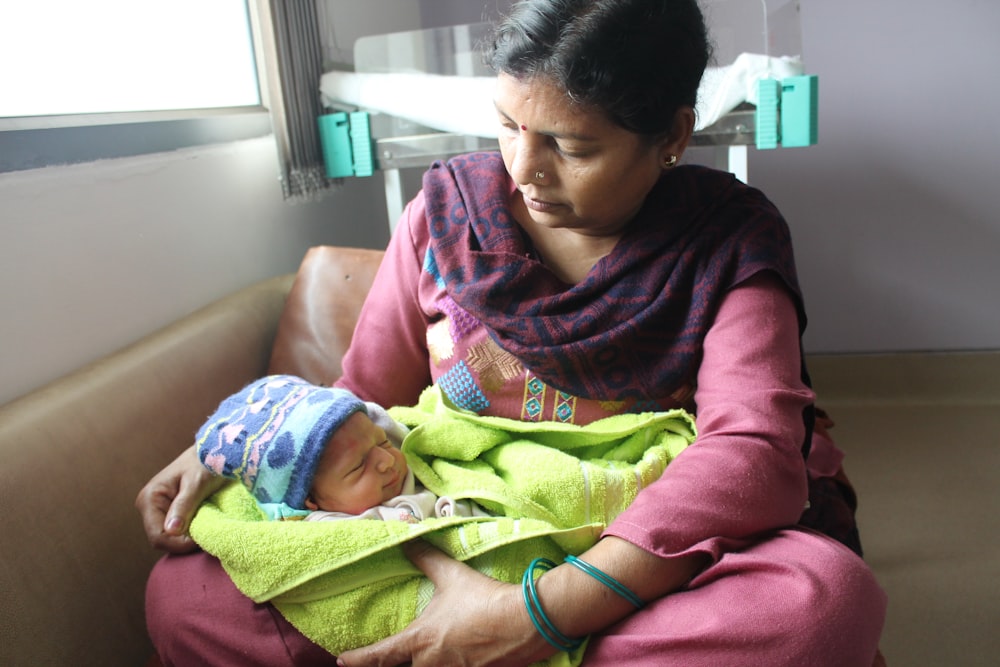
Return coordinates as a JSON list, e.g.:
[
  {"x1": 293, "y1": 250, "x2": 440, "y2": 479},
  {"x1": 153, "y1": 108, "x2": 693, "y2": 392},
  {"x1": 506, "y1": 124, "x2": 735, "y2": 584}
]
[
  {"x1": 336, "y1": 191, "x2": 433, "y2": 408},
  {"x1": 604, "y1": 271, "x2": 813, "y2": 556},
  {"x1": 536, "y1": 272, "x2": 812, "y2": 634},
  {"x1": 532, "y1": 536, "x2": 709, "y2": 635}
]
